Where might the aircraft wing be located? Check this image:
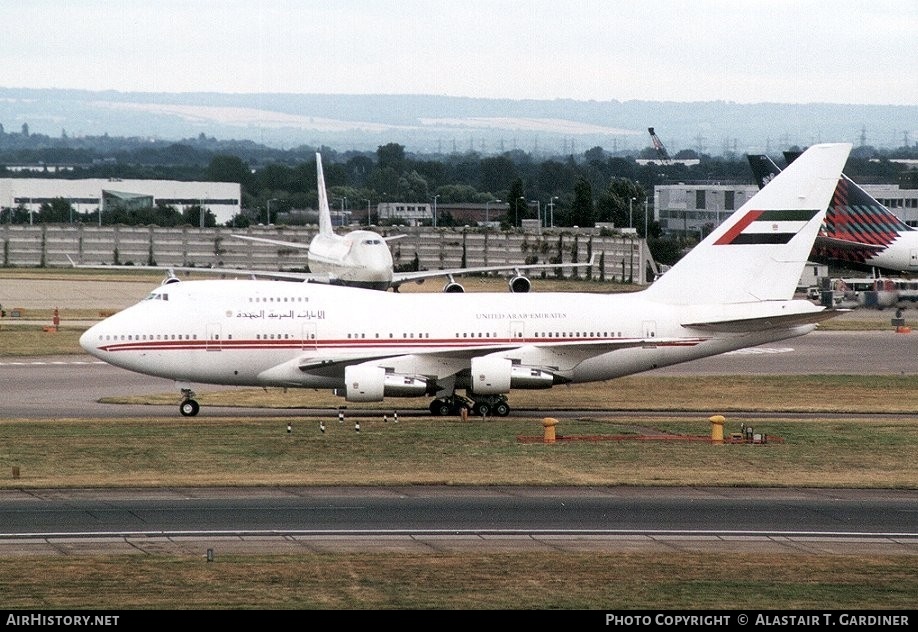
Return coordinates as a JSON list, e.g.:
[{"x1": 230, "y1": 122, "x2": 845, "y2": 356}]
[
  {"x1": 229, "y1": 234, "x2": 310, "y2": 249},
  {"x1": 231, "y1": 232, "x2": 406, "y2": 248},
  {"x1": 66, "y1": 255, "x2": 319, "y2": 283},
  {"x1": 389, "y1": 254, "x2": 598, "y2": 289},
  {"x1": 257, "y1": 336, "x2": 694, "y2": 385},
  {"x1": 682, "y1": 308, "x2": 848, "y2": 333}
]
